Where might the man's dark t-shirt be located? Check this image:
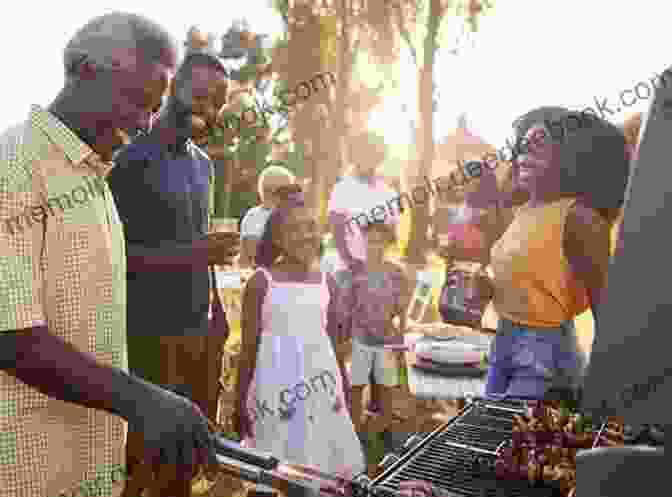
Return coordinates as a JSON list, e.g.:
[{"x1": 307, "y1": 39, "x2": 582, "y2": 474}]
[{"x1": 109, "y1": 134, "x2": 213, "y2": 337}]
